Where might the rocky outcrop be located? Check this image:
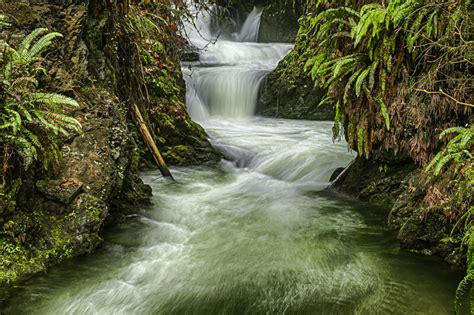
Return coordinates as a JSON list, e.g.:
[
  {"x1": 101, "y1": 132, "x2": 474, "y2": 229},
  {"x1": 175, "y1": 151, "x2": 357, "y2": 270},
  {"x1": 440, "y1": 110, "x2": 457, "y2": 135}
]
[
  {"x1": 258, "y1": 56, "x2": 334, "y2": 120},
  {"x1": 258, "y1": 4, "x2": 300, "y2": 43},
  {"x1": 258, "y1": 28, "x2": 334, "y2": 120},
  {"x1": 332, "y1": 154, "x2": 417, "y2": 206}
]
